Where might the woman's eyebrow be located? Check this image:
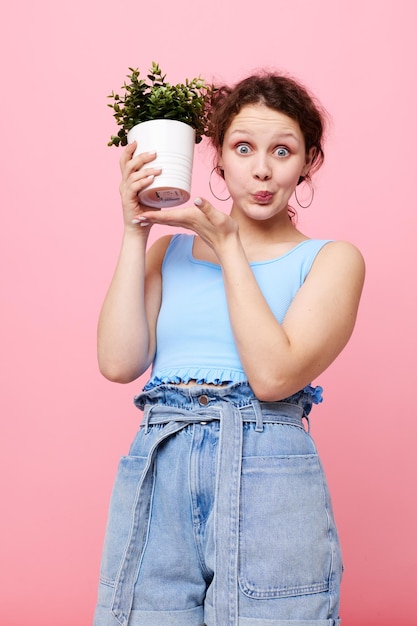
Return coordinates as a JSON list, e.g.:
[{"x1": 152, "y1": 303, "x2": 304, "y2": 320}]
[{"x1": 229, "y1": 129, "x2": 300, "y2": 143}]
